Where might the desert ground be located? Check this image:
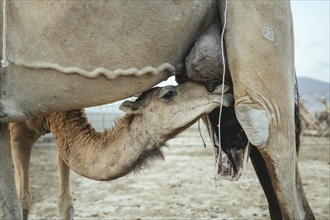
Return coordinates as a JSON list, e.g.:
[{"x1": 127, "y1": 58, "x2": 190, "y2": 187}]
[{"x1": 26, "y1": 126, "x2": 329, "y2": 220}]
